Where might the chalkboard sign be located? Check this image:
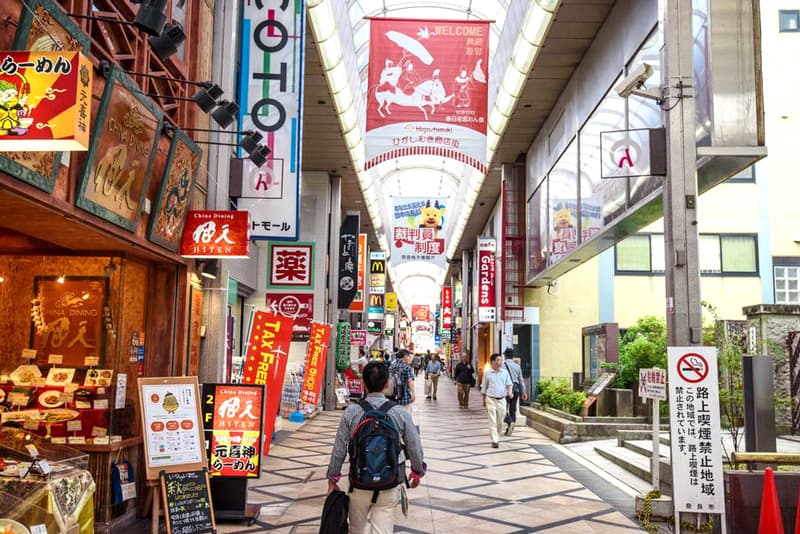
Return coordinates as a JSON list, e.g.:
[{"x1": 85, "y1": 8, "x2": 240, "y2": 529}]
[{"x1": 160, "y1": 469, "x2": 216, "y2": 534}]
